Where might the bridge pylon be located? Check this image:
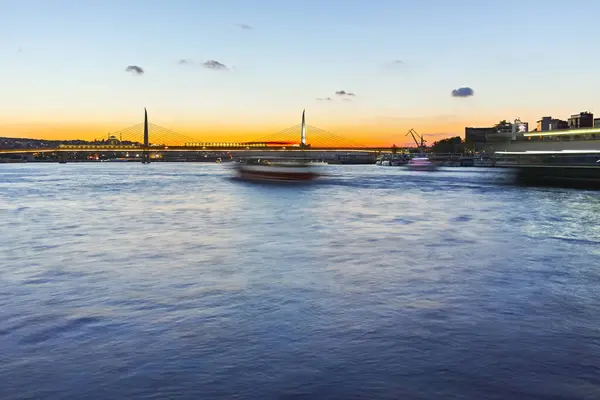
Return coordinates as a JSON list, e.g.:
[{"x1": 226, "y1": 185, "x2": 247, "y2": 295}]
[
  {"x1": 301, "y1": 109, "x2": 307, "y2": 148},
  {"x1": 141, "y1": 108, "x2": 150, "y2": 164}
]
